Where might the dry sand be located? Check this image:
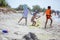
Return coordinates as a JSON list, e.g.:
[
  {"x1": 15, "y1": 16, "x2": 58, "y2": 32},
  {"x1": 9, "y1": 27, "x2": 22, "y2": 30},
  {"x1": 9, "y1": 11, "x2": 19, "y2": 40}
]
[{"x1": 0, "y1": 12, "x2": 60, "y2": 40}]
